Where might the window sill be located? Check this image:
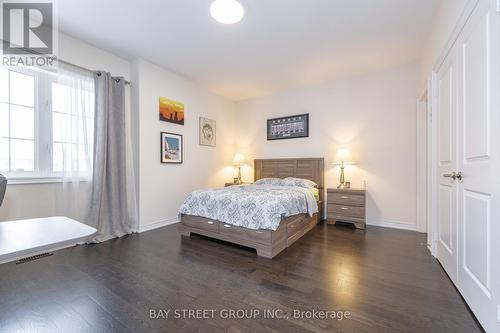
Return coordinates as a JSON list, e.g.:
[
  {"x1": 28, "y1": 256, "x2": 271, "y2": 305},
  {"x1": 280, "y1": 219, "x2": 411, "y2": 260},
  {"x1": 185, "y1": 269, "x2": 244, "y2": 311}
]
[{"x1": 5, "y1": 177, "x2": 90, "y2": 185}]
